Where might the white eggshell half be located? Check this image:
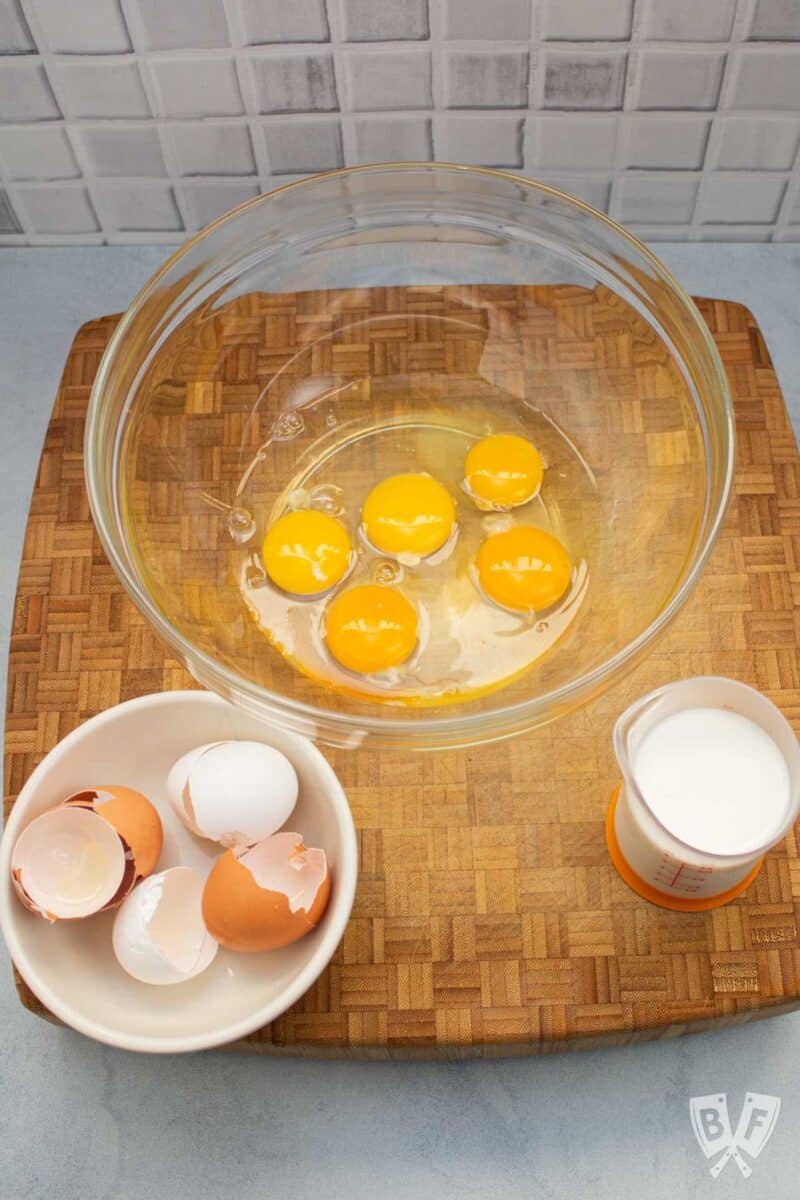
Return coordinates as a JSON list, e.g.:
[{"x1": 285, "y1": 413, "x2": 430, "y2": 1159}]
[
  {"x1": 171, "y1": 741, "x2": 299, "y2": 849},
  {"x1": 166, "y1": 743, "x2": 221, "y2": 837},
  {"x1": 11, "y1": 805, "x2": 127, "y2": 921},
  {"x1": 112, "y1": 866, "x2": 218, "y2": 986}
]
